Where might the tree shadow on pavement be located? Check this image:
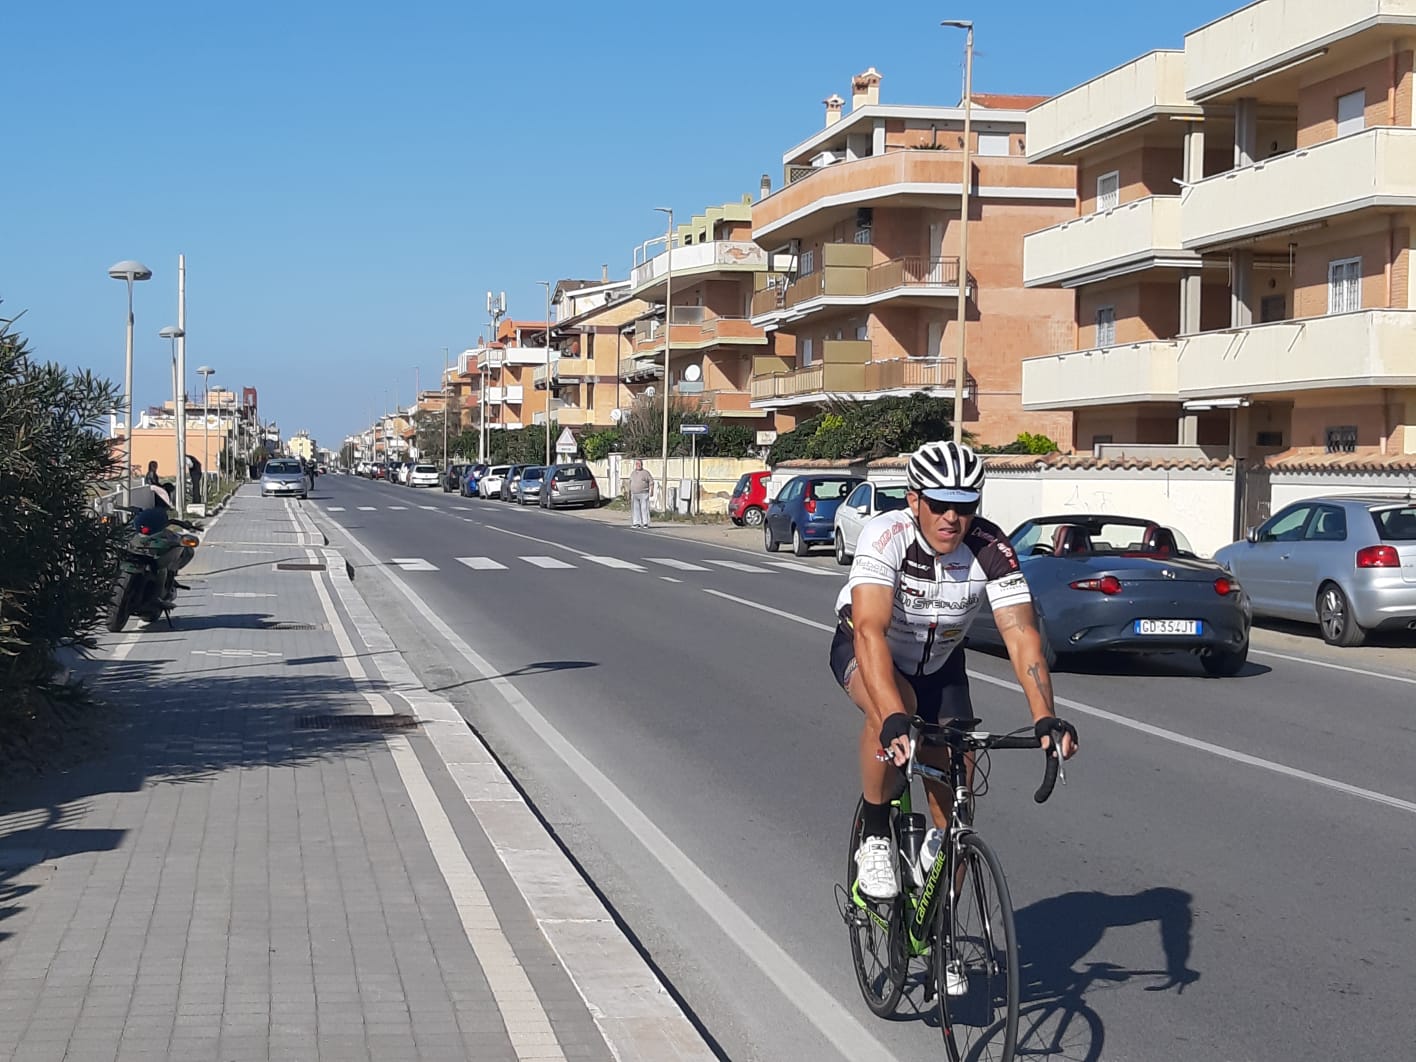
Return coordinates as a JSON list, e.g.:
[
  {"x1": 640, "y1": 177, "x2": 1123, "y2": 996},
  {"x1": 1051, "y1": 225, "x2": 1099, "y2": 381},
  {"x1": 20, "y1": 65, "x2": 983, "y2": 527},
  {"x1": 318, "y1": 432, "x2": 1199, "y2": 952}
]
[
  {"x1": 427, "y1": 660, "x2": 598, "y2": 694},
  {"x1": 1009, "y1": 887, "x2": 1200, "y2": 1061},
  {"x1": 0, "y1": 658, "x2": 409, "y2": 945}
]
